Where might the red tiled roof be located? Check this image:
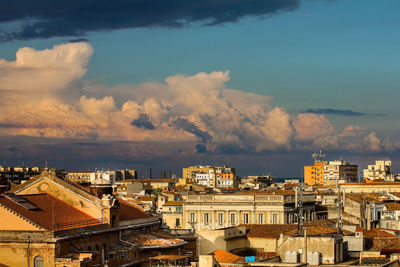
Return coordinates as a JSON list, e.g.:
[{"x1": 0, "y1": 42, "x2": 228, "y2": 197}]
[
  {"x1": 364, "y1": 228, "x2": 395, "y2": 238},
  {"x1": 345, "y1": 193, "x2": 388, "y2": 203},
  {"x1": 285, "y1": 225, "x2": 353, "y2": 236},
  {"x1": 118, "y1": 198, "x2": 151, "y2": 221},
  {"x1": 0, "y1": 193, "x2": 102, "y2": 231},
  {"x1": 385, "y1": 202, "x2": 400, "y2": 211},
  {"x1": 211, "y1": 249, "x2": 245, "y2": 264},
  {"x1": 137, "y1": 196, "x2": 153, "y2": 202},
  {"x1": 244, "y1": 224, "x2": 297, "y2": 238}
]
